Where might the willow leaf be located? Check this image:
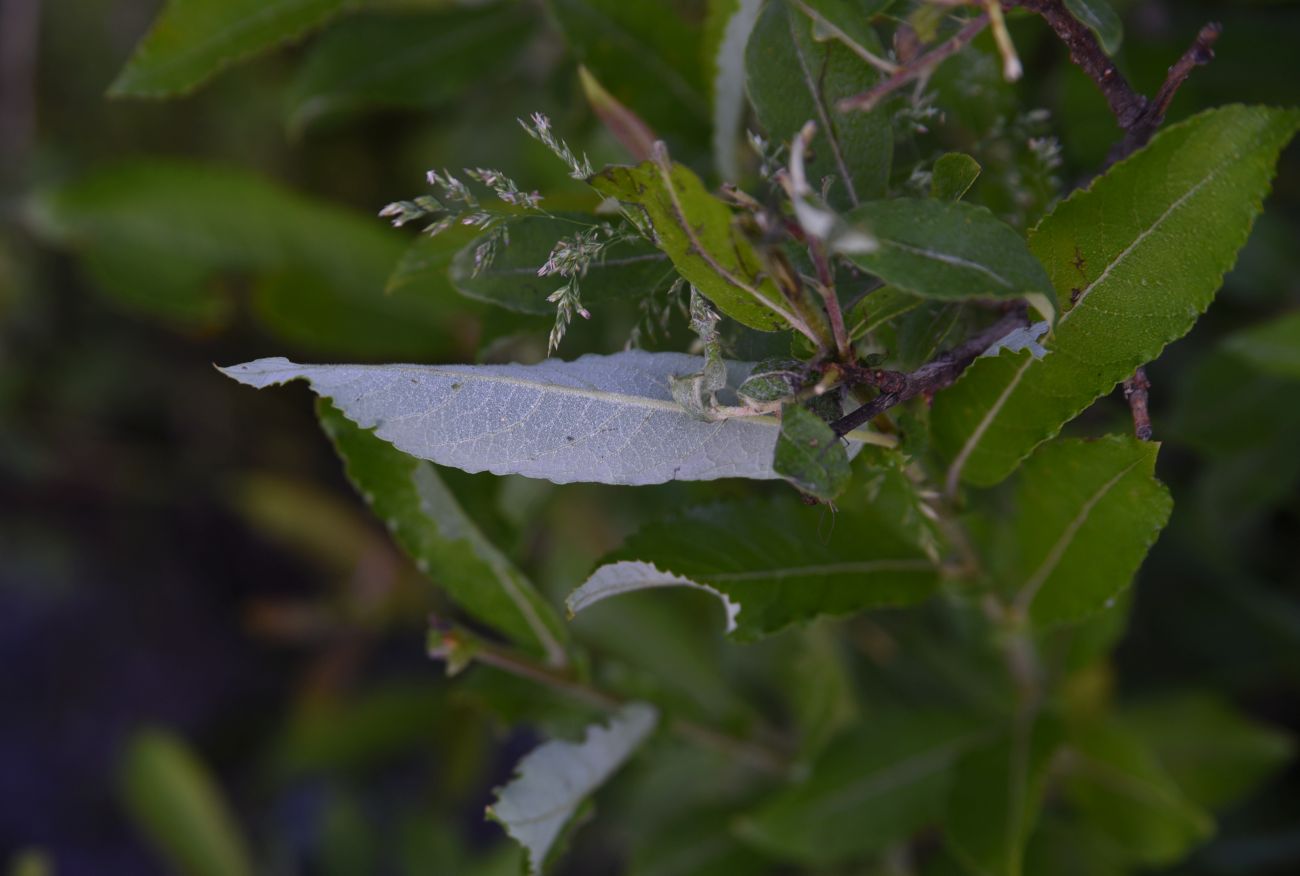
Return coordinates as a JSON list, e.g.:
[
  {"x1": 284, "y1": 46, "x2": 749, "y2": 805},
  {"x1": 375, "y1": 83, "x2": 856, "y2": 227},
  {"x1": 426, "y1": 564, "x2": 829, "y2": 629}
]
[
  {"x1": 110, "y1": 0, "x2": 350, "y2": 97},
  {"x1": 317, "y1": 400, "x2": 568, "y2": 665},
  {"x1": 933, "y1": 105, "x2": 1300, "y2": 487},
  {"x1": 220, "y1": 352, "x2": 892, "y2": 487},
  {"x1": 568, "y1": 499, "x2": 939, "y2": 641},
  {"x1": 489, "y1": 703, "x2": 658, "y2": 875},
  {"x1": 590, "y1": 156, "x2": 790, "y2": 331}
]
